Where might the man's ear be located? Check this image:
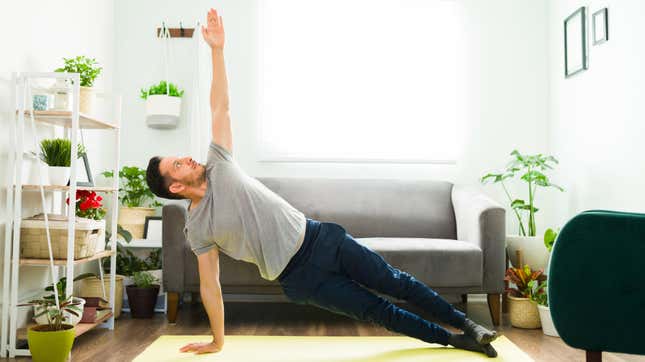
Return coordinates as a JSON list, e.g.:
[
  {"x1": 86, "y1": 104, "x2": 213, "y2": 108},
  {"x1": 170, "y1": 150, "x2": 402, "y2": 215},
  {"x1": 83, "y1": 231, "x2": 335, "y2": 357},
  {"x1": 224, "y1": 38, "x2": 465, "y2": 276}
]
[{"x1": 169, "y1": 181, "x2": 184, "y2": 195}]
